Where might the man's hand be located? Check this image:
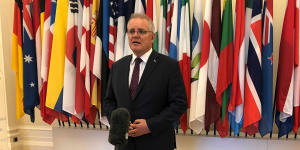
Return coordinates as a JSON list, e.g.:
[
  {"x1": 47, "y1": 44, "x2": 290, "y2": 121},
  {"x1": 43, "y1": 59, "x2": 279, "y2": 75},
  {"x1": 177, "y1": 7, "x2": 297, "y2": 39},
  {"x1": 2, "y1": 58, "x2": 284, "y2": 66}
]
[{"x1": 128, "y1": 119, "x2": 151, "y2": 137}]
